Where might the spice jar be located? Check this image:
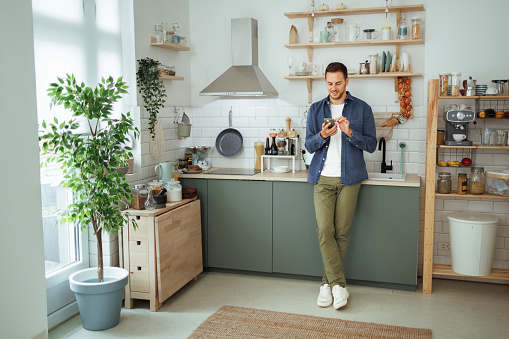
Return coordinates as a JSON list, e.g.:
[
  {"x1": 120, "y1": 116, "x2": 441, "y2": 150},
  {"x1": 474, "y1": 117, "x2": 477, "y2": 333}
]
[
  {"x1": 288, "y1": 129, "x2": 297, "y2": 138},
  {"x1": 437, "y1": 172, "x2": 452, "y2": 194},
  {"x1": 148, "y1": 180, "x2": 163, "y2": 195},
  {"x1": 439, "y1": 73, "x2": 451, "y2": 96},
  {"x1": 411, "y1": 17, "x2": 421, "y2": 39},
  {"x1": 457, "y1": 173, "x2": 468, "y2": 195},
  {"x1": 132, "y1": 184, "x2": 148, "y2": 210},
  {"x1": 178, "y1": 159, "x2": 187, "y2": 169},
  {"x1": 277, "y1": 129, "x2": 286, "y2": 138},
  {"x1": 451, "y1": 73, "x2": 461, "y2": 97},
  {"x1": 469, "y1": 167, "x2": 485, "y2": 194}
]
